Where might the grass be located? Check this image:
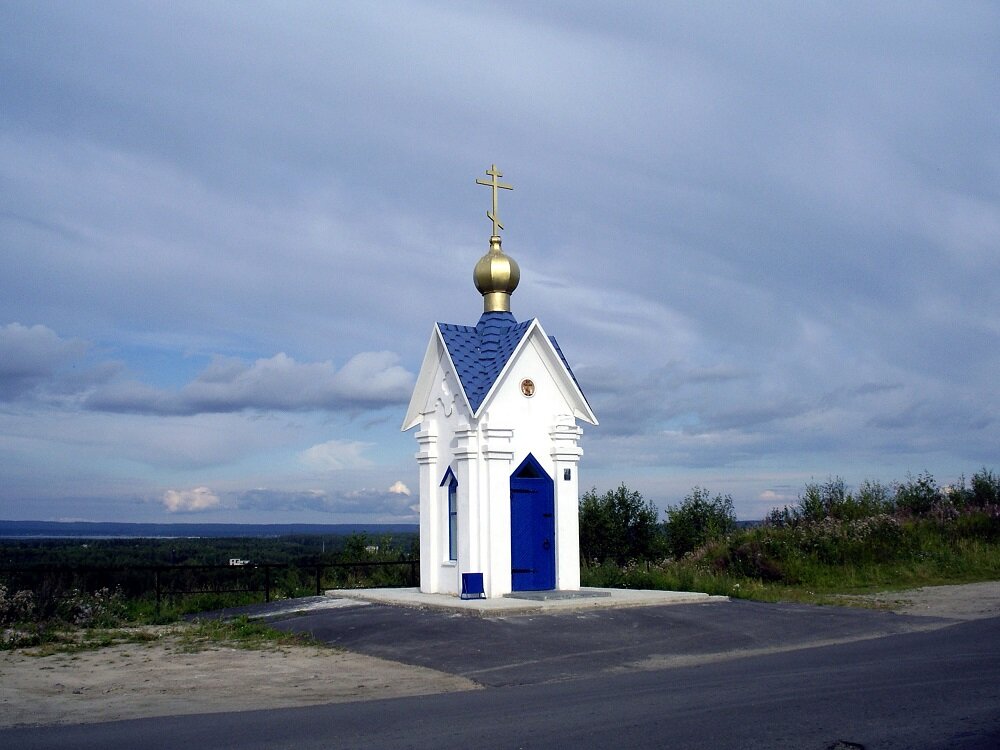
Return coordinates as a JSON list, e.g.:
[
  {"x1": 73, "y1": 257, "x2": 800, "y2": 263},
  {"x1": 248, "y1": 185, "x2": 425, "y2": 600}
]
[
  {"x1": 581, "y1": 513, "x2": 1000, "y2": 608},
  {"x1": 22, "y1": 627, "x2": 163, "y2": 656},
  {"x1": 176, "y1": 616, "x2": 323, "y2": 653},
  {"x1": 2, "y1": 582, "x2": 326, "y2": 655},
  {"x1": 15, "y1": 617, "x2": 323, "y2": 657}
]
